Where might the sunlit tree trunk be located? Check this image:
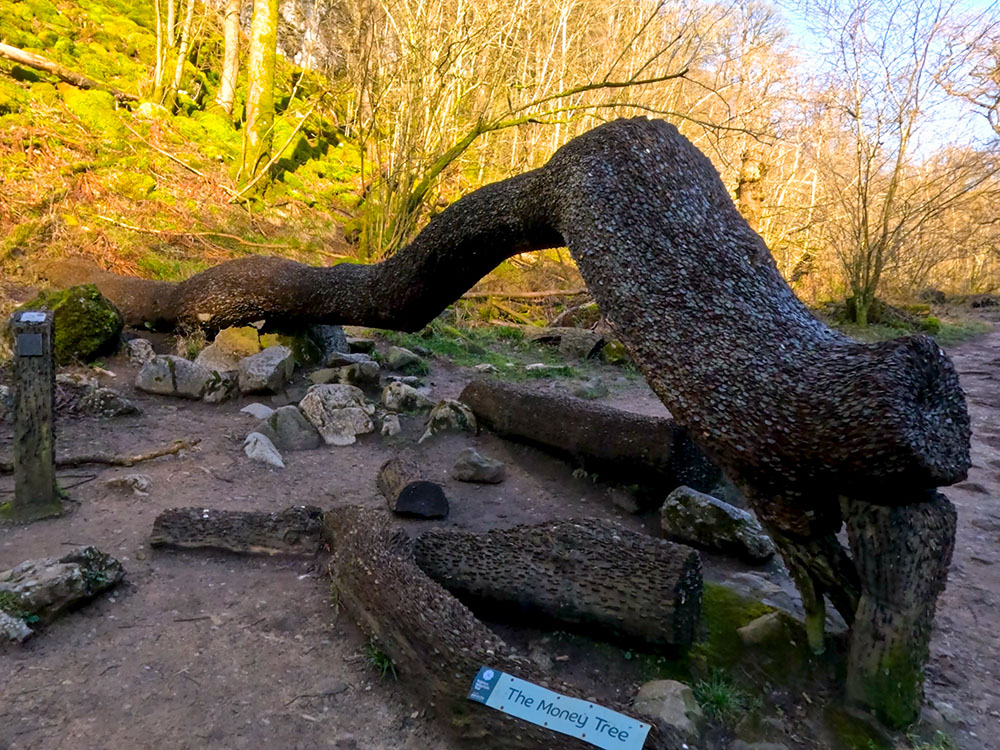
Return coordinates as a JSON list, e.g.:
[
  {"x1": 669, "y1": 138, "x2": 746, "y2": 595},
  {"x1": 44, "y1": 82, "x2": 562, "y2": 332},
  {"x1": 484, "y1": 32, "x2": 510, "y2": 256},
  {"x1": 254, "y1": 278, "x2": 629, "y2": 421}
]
[
  {"x1": 164, "y1": 0, "x2": 196, "y2": 108},
  {"x1": 216, "y1": 0, "x2": 242, "y2": 116},
  {"x1": 241, "y1": 0, "x2": 278, "y2": 184}
]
